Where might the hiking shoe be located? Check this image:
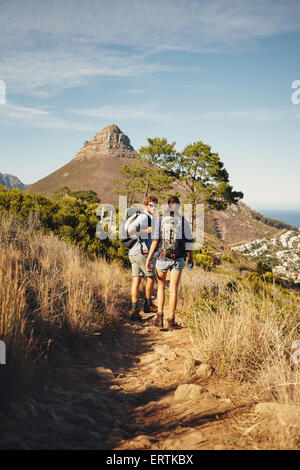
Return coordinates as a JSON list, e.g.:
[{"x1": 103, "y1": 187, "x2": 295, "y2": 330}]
[
  {"x1": 130, "y1": 309, "x2": 143, "y2": 322},
  {"x1": 167, "y1": 318, "x2": 182, "y2": 330},
  {"x1": 143, "y1": 301, "x2": 158, "y2": 313},
  {"x1": 152, "y1": 313, "x2": 164, "y2": 328}
]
